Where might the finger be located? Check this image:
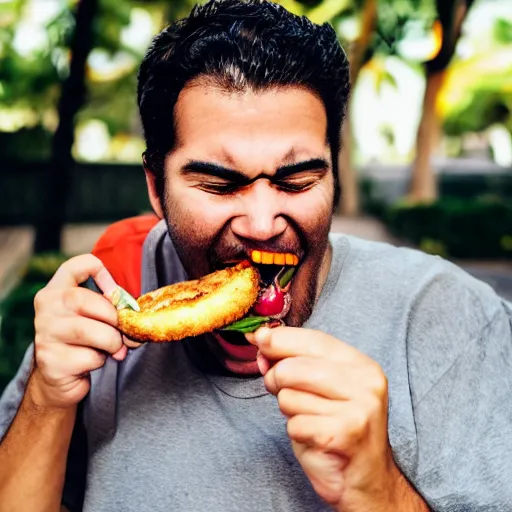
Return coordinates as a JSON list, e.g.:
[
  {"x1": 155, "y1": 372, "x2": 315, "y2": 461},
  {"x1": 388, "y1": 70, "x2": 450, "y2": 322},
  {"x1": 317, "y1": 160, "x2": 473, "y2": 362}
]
[
  {"x1": 277, "y1": 388, "x2": 337, "y2": 417},
  {"x1": 36, "y1": 344, "x2": 108, "y2": 383},
  {"x1": 290, "y1": 441, "x2": 349, "y2": 505},
  {"x1": 112, "y1": 345, "x2": 128, "y2": 361},
  {"x1": 47, "y1": 254, "x2": 118, "y2": 295},
  {"x1": 51, "y1": 316, "x2": 124, "y2": 355},
  {"x1": 256, "y1": 350, "x2": 271, "y2": 375},
  {"x1": 251, "y1": 326, "x2": 364, "y2": 365},
  {"x1": 123, "y1": 335, "x2": 146, "y2": 349},
  {"x1": 56, "y1": 287, "x2": 119, "y2": 327},
  {"x1": 264, "y1": 357, "x2": 356, "y2": 399},
  {"x1": 287, "y1": 412, "x2": 368, "y2": 454}
]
